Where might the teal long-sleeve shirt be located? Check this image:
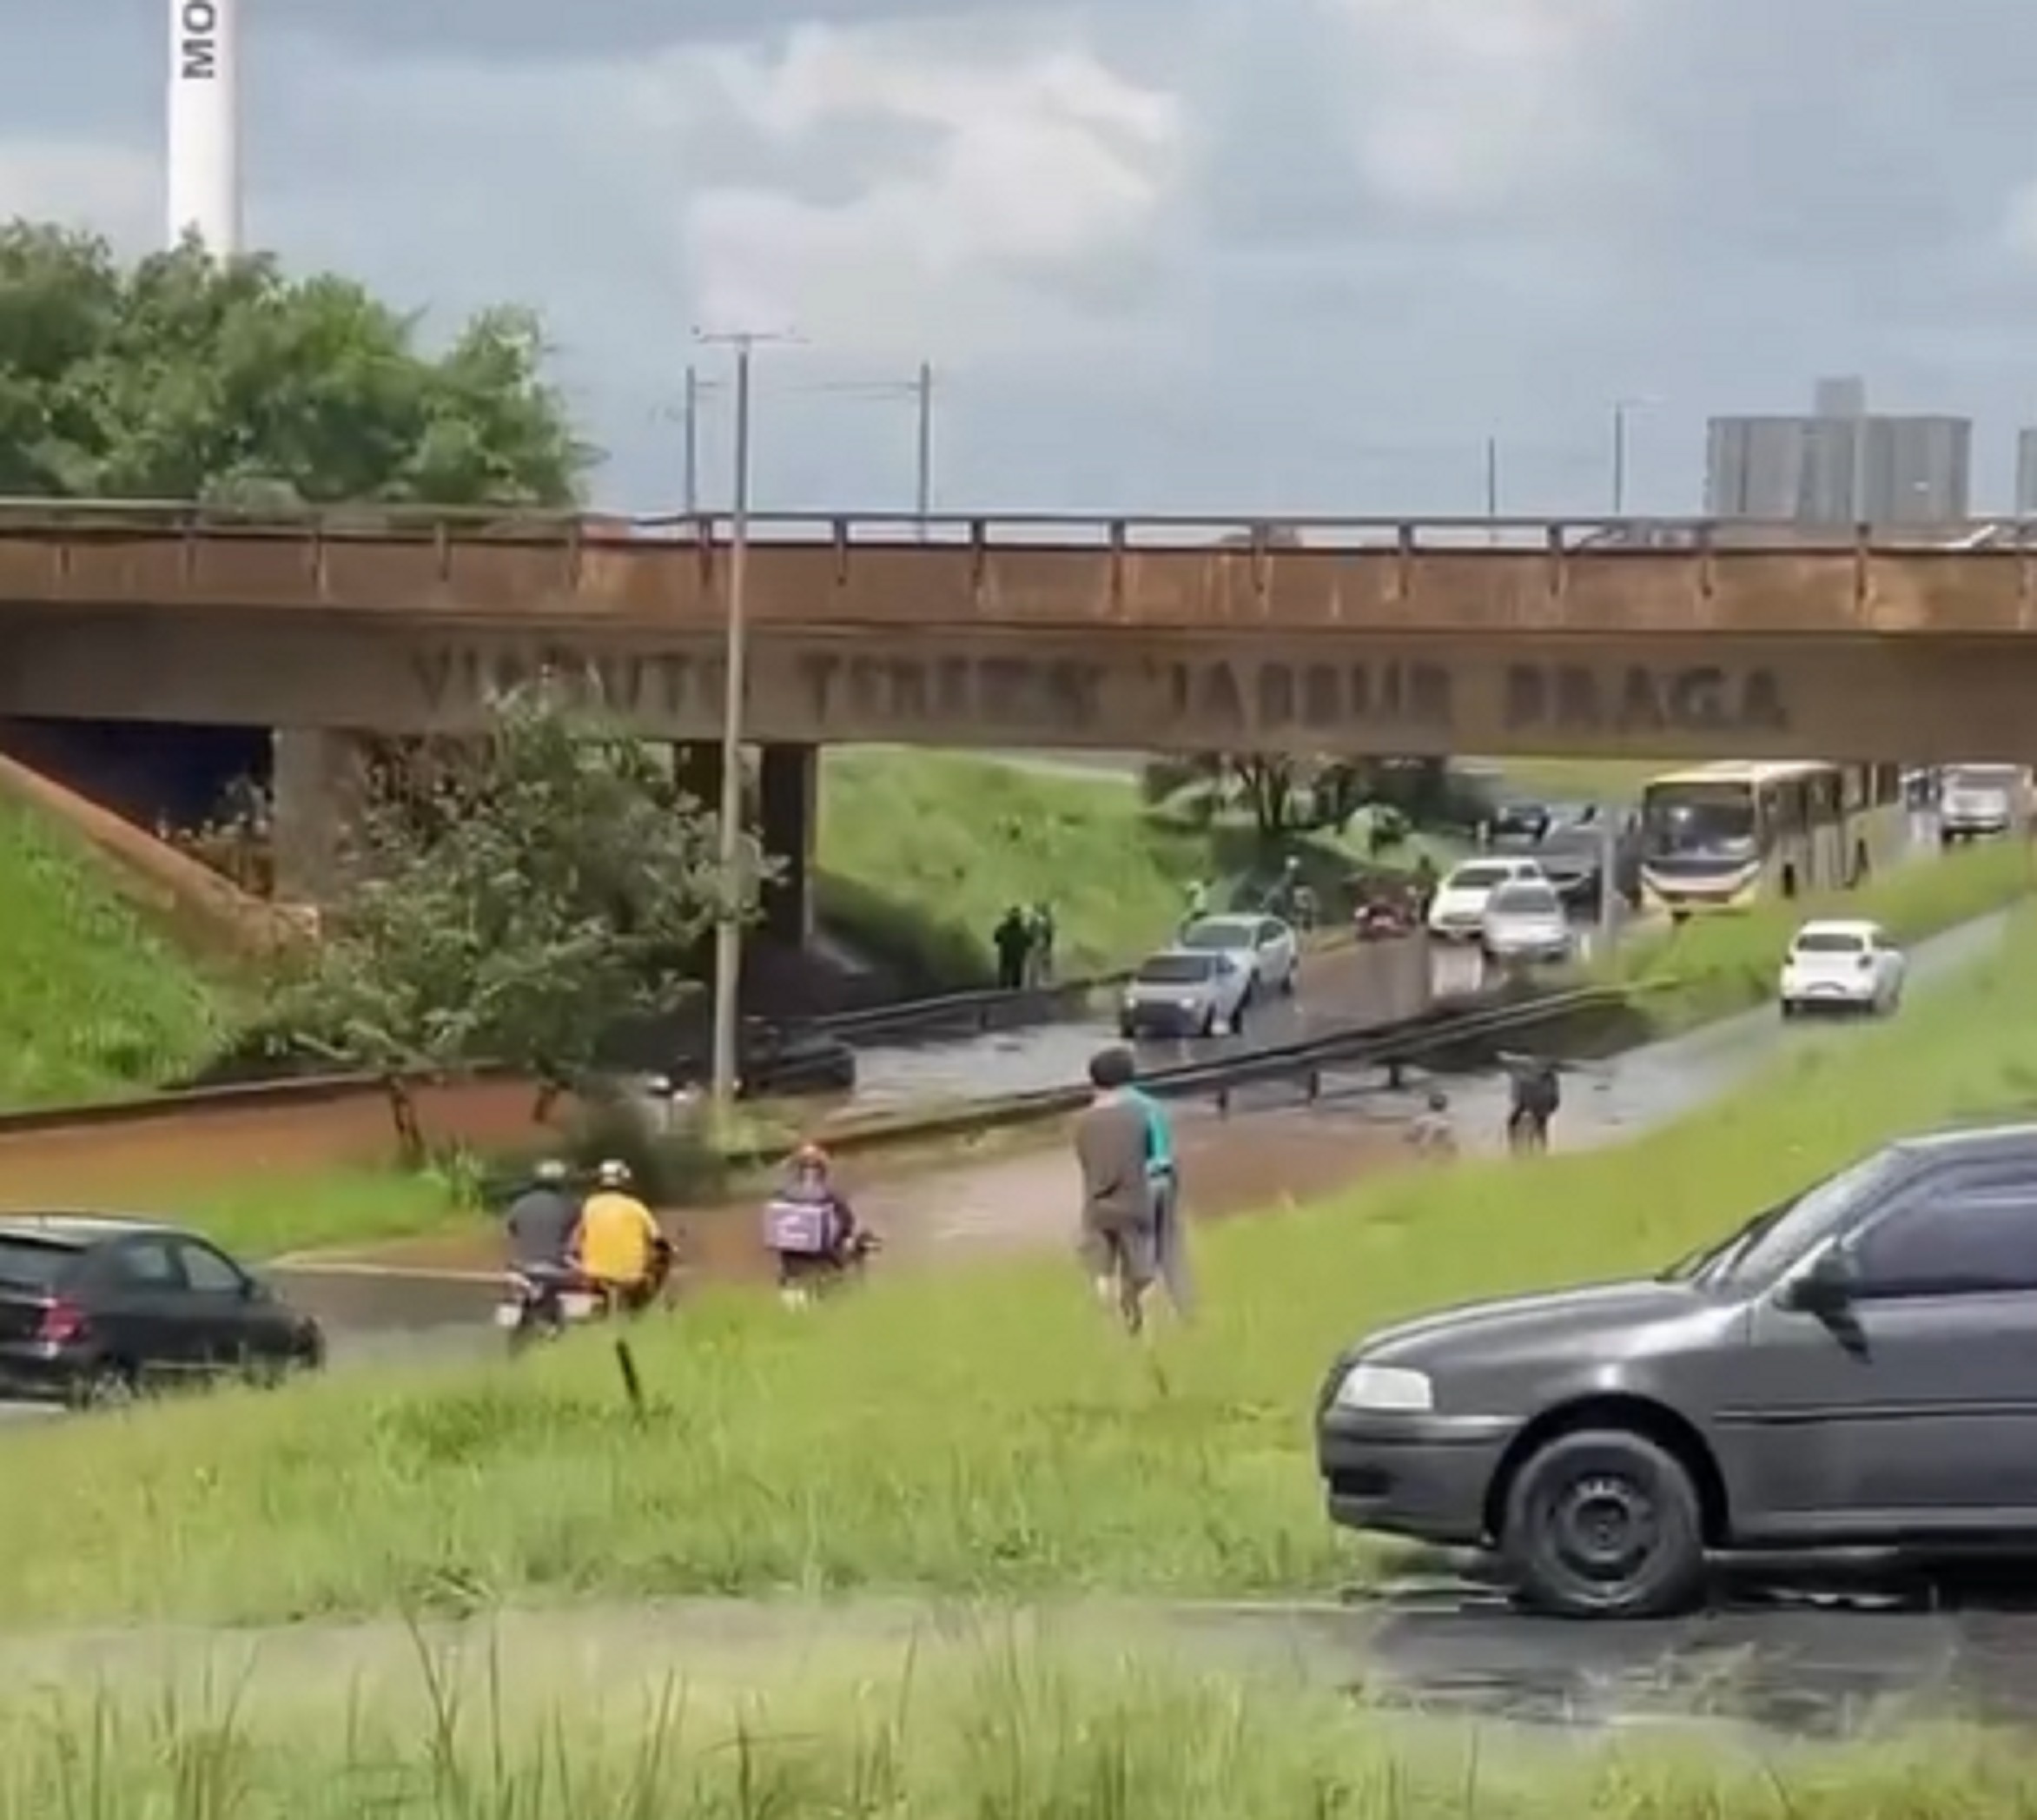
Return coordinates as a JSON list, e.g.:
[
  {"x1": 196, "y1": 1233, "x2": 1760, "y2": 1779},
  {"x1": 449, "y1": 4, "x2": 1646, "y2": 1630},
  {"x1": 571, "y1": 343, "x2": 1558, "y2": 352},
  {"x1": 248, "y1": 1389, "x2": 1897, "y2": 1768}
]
[{"x1": 1125, "y1": 1086, "x2": 1174, "y2": 1179}]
